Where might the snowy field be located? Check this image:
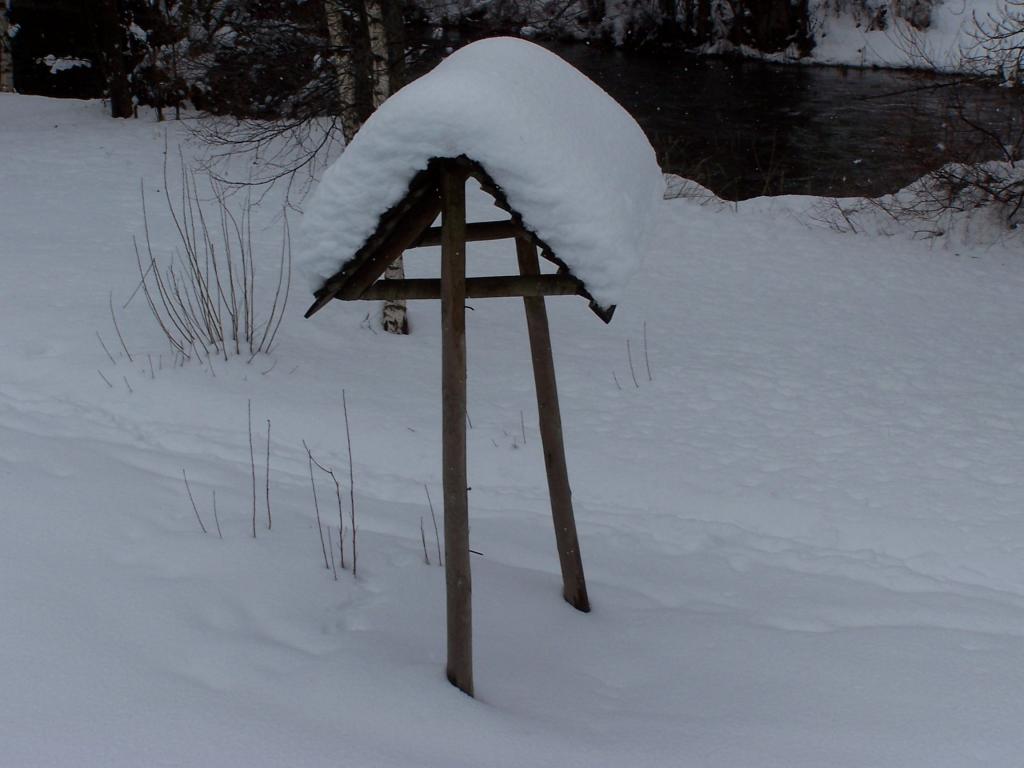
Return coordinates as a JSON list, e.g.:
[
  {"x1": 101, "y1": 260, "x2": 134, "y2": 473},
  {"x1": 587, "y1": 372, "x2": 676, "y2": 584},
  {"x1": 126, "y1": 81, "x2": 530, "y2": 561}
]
[{"x1": 4, "y1": 92, "x2": 1024, "y2": 766}]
